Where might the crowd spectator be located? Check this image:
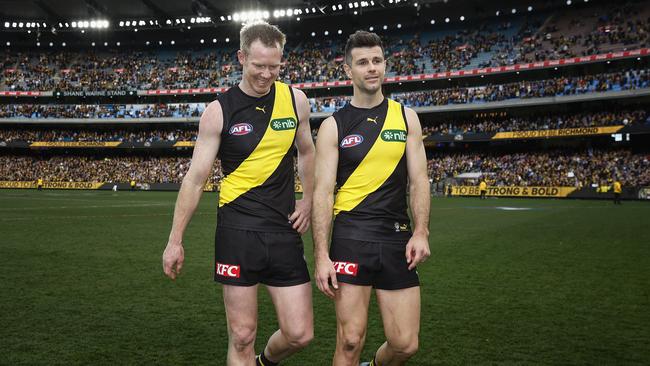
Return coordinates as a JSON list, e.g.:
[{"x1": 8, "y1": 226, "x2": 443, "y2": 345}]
[
  {"x1": 0, "y1": 103, "x2": 204, "y2": 119},
  {"x1": 2, "y1": 149, "x2": 647, "y2": 188},
  {"x1": 514, "y1": 5, "x2": 650, "y2": 64},
  {"x1": 0, "y1": 127, "x2": 197, "y2": 143},
  {"x1": 314, "y1": 68, "x2": 650, "y2": 112},
  {"x1": 428, "y1": 149, "x2": 650, "y2": 187},
  {"x1": 2, "y1": 108, "x2": 647, "y2": 142},
  {"x1": 1, "y1": 69, "x2": 648, "y2": 120},
  {"x1": 3, "y1": 6, "x2": 647, "y2": 92},
  {"x1": 393, "y1": 68, "x2": 650, "y2": 107},
  {"x1": 422, "y1": 109, "x2": 649, "y2": 135},
  {"x1": 0, "y1": 155, "x2": 222, "y2": 184}
]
